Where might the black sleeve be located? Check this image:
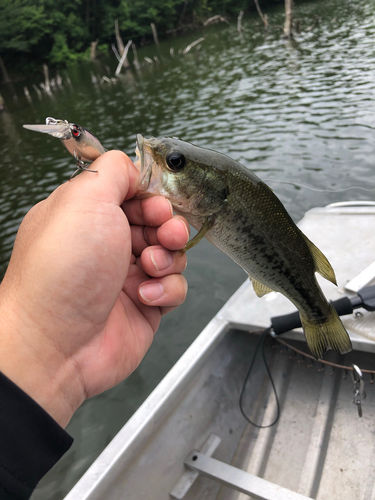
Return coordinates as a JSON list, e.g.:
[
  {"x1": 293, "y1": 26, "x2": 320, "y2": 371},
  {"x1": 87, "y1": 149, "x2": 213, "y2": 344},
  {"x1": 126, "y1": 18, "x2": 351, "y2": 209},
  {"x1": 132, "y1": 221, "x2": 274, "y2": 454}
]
[{"x1": 0, "y1": 372, "x2": 74, "y2": 500}]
